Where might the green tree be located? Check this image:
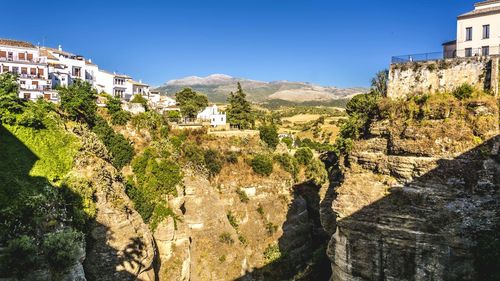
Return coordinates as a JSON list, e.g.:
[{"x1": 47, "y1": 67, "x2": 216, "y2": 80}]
[
  {"x1": 294, "y1": 147, "x2": 313, "y2": 165},
  {"x1": 0, "y1": 72, "x2": 22, "y2": 122},
  {"x1": 2, "y1": 235, "x2": 39, "y2": 277},
  {"x1": 42, "y1": 228, "x2": 84, "y2": 272},
  {"x1": 106, "y1": 96, "x2": 122, "y2": 115},
  {"x1": 371, "y1": 69, "x2": 389, "y2": 96},
  {"x1": 251, "y1": 154, "x2": 273, "y2": 176},
  {"x1": 58, "y1": 80, "x2": 98, "y2": 126},
  {"x1": 175, "y1": 88, "x2": 208, "y2": 119},
  {"x1": 226, "y1": 82, "x2": 253, "y2": 129},
  {"x1": 130, "y1": 94, "x2": 149, "y2": 110},
  {"x1": 259, "y1": 124, "x2": 279, "y2": 149}
]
